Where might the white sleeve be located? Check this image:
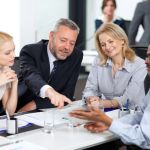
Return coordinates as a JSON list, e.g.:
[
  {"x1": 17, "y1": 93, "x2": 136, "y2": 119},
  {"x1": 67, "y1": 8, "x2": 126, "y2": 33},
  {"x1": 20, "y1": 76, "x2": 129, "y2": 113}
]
[
  {"x1": 40, "y1": 85, "x2": 52, "y2": 98},
  {"x1": 109, "y1": 95, "x2": 150, "y2": 149}
]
